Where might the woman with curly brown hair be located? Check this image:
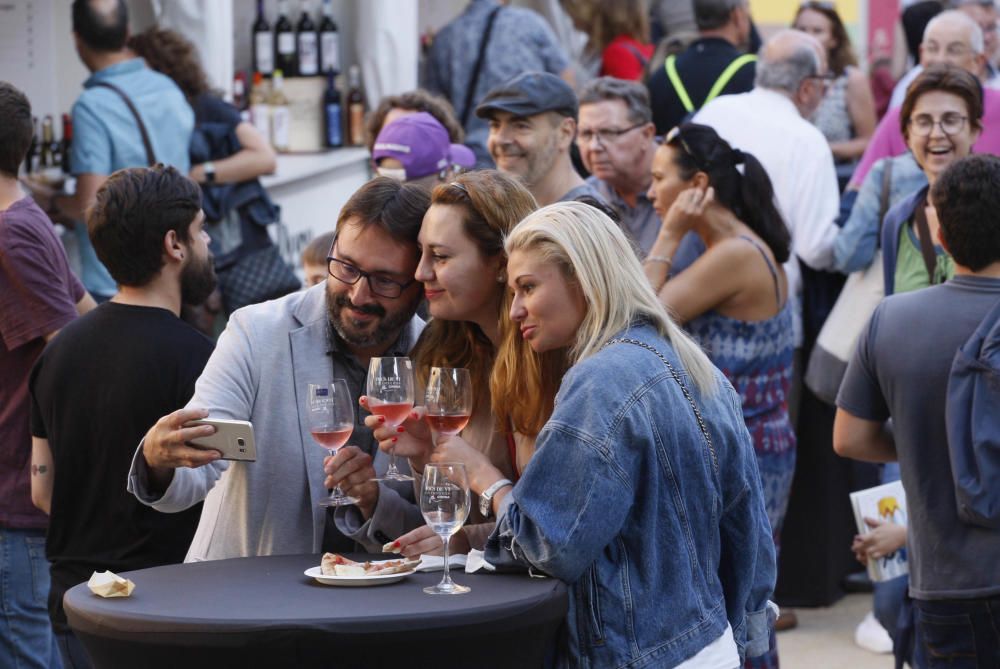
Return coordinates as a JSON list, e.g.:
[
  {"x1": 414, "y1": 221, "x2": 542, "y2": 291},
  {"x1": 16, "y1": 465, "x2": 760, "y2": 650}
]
[{"x1": 128, "y1": 28, "x2": 275, "y2": 186}]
